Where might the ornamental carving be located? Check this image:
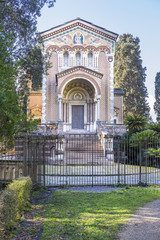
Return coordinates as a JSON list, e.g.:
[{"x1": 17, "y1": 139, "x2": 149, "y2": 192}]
[{"x1": 31, "y1": 105, "x2": 42, "y2": 116}]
